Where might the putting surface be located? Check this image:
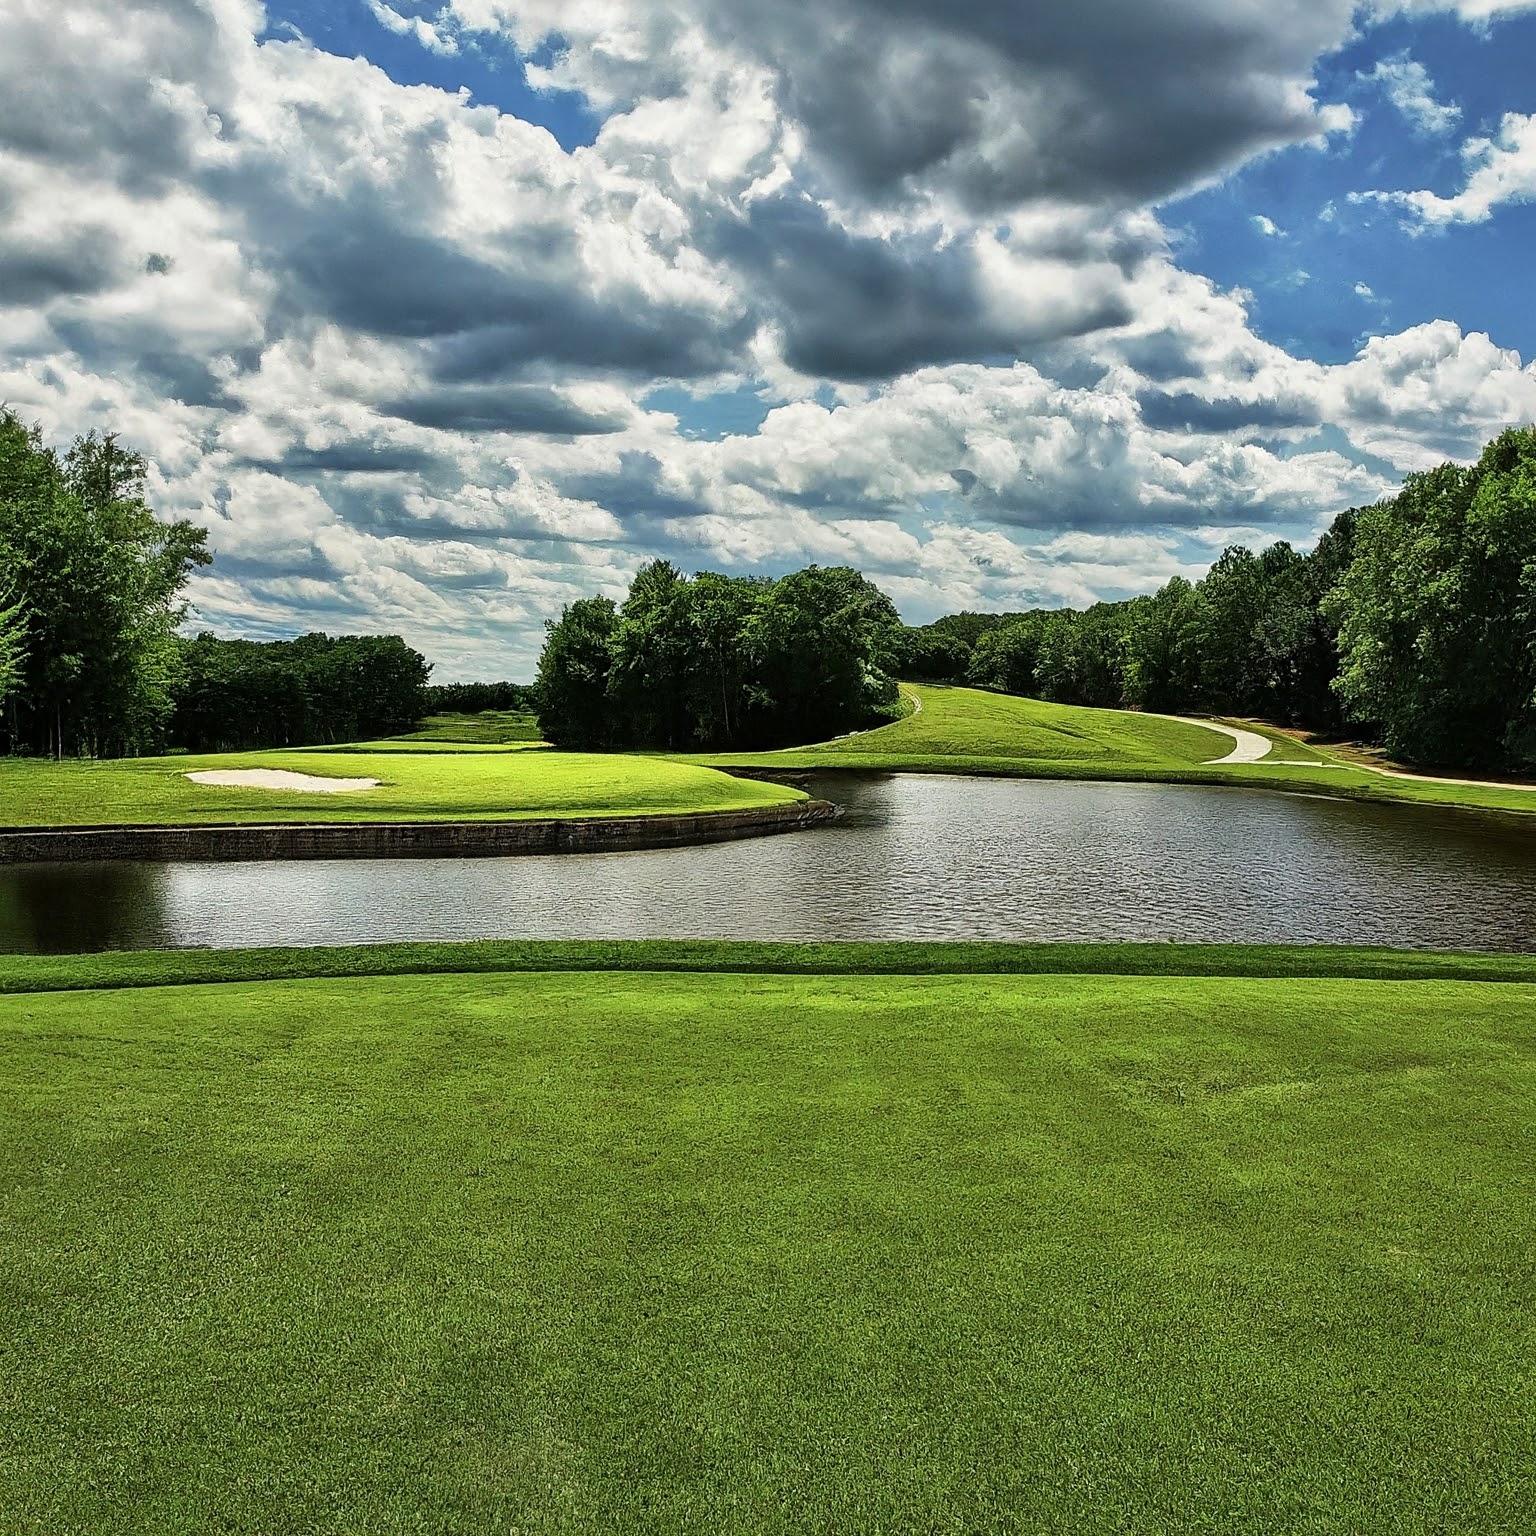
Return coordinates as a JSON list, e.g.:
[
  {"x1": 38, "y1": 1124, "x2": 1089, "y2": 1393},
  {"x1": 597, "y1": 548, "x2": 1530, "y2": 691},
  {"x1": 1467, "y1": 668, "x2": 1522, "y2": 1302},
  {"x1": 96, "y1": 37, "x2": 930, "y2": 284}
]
[
  {"x1": 3, "y1": 961, "x2": 1534, "y2": 1533},
  {"x1": 0, "y1": 748, "x2": 802, "y2": 826}
]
